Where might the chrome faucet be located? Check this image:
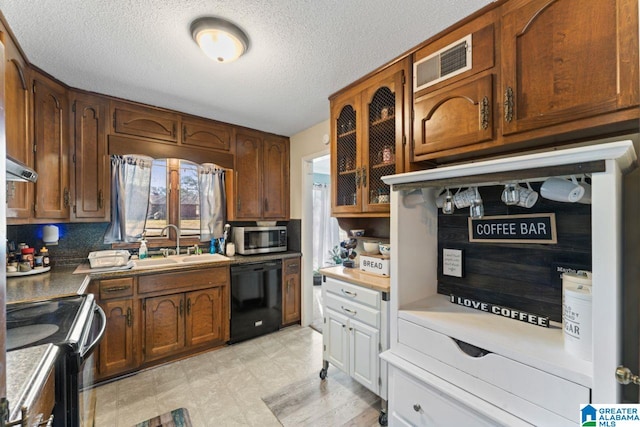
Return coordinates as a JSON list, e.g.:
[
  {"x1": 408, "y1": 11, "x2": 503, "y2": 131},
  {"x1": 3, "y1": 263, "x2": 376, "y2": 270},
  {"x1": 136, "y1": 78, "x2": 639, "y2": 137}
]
[{"x1": 160, "y1": 224, "x2": 181, "y2": 255}]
